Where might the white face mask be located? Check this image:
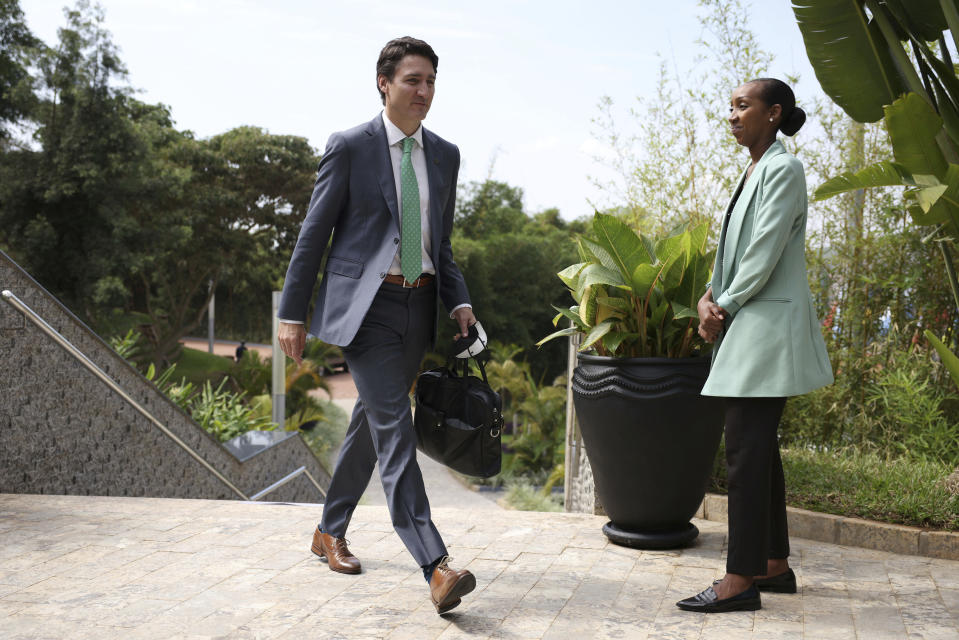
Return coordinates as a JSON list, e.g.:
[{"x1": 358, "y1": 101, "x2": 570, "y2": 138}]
[{"x1": 454, "y1": 321, "x2": 488, "y2": 358}]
